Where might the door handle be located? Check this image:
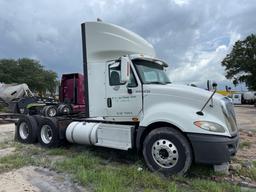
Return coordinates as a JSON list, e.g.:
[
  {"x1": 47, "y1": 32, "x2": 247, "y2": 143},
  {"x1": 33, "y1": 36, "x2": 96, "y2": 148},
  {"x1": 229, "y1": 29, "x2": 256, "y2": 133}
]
[
  {"x1": 107, "y1": 98, "x2": 112, "y2": 108},
  {"x1": 127, "y1": 88, "x2": 132, "y2": 94}
]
